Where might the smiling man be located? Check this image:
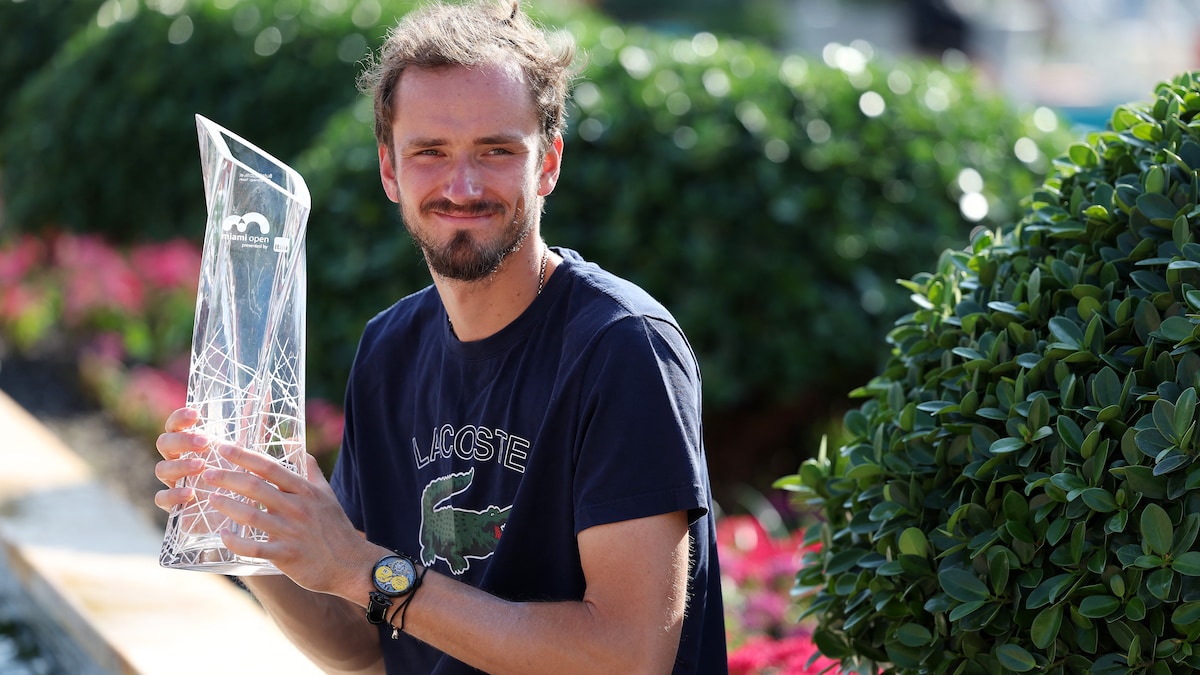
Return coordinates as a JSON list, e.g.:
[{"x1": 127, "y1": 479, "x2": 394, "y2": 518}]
[{"x1": 153, "y1": 1, "x2": 727, "y2": 673}]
